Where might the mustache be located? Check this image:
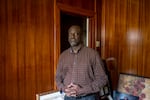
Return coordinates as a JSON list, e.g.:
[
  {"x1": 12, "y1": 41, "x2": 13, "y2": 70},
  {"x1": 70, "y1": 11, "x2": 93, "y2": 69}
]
[{"x1": 69, "y1": 38, "x2": 76, "y2": 41}]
